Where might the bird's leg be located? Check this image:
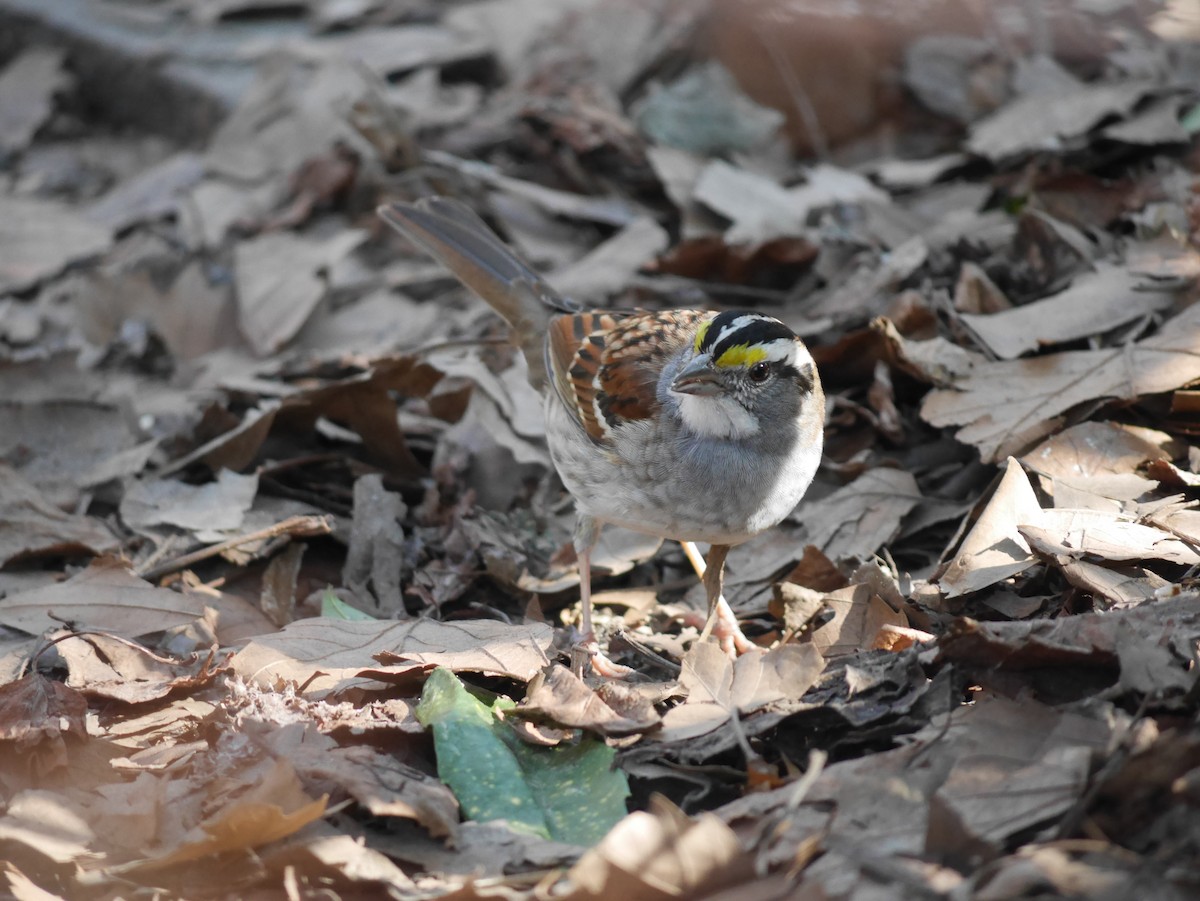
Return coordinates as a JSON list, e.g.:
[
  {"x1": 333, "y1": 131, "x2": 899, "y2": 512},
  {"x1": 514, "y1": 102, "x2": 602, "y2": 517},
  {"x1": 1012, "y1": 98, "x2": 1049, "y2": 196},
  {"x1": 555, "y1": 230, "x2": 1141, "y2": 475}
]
[
  {"x1": 685, "y1": 542, "x2": 751, "y2": 656},
  {"x1": 574, "y1": 516, "x2": 633, "y2": 679}
]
